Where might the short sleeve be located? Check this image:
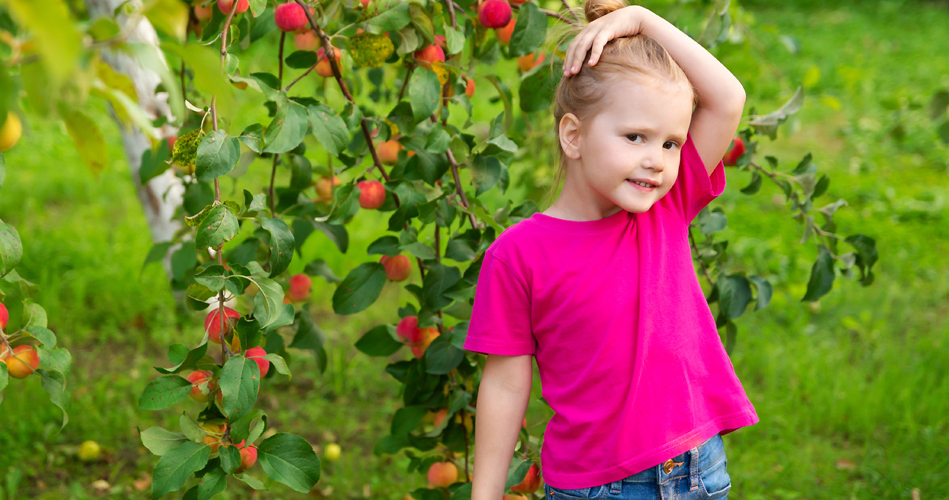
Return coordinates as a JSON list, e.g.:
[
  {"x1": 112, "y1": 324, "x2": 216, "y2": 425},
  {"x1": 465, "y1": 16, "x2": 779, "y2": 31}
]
[
  {"x1": 462, "y1": 250, "x2": 535, "y2": 356},
  {"x1": 658, "y1": 133, "x2": 727, "y2": 224}
]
